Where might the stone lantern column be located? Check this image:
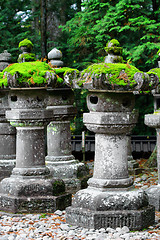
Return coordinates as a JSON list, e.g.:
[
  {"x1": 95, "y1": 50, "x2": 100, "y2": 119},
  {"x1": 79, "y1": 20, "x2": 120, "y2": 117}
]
[
  {"x1": 0, "y1": 90, "x2": 16, "y2": 181},
  {"x1": 0, "y1": 88, "x2": 71, "y2": 213},
  {"x1": 45, "y1": 88, "x2": 89, "y2": 192},
  {"x1": 84, "y1": 92, "x2": 136, "y2": 189},
  {"x1": 145, "y1": 93, "x2": 160, "y2": 210}
]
